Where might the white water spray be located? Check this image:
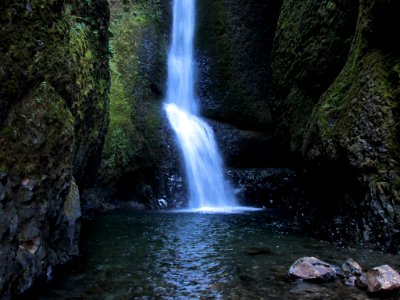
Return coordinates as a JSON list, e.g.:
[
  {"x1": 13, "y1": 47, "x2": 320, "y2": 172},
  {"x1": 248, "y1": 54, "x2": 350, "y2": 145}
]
[{"x1": 164, "y1": 0, "x2": 237, "y2": 209}]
